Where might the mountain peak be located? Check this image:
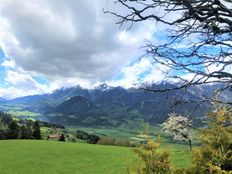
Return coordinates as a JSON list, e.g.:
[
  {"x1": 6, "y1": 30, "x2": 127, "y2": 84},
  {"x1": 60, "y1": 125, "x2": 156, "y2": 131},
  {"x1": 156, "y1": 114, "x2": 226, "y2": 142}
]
[{"x1": 94, "y1": 83, "x2": 112, "y2": 92}]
